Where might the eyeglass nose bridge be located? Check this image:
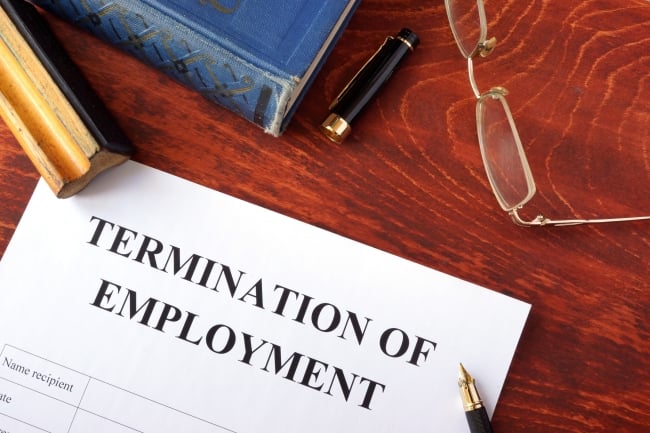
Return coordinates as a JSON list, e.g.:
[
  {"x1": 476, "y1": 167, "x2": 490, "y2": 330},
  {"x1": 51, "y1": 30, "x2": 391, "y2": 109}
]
[
  {"x1": 477, "y1": 36, "x2": 497, "y2": 57},
  {"x1": 467, "y1": 37, "x2": 499, "y2": 98}
]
